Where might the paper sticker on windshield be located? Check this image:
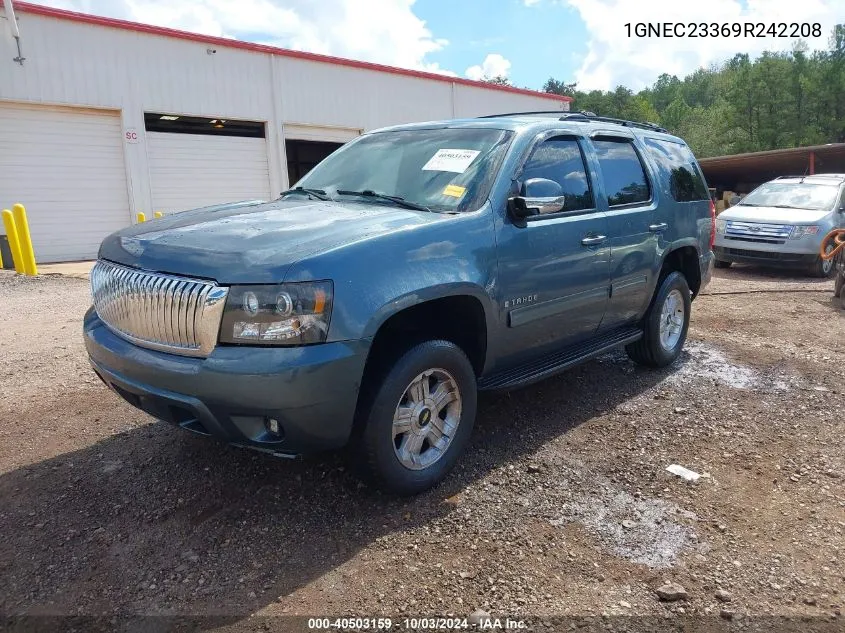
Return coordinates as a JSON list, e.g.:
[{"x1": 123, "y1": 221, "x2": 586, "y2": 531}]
[
  {"x1": 443, "y1": 184, "x2": 467, "y2": 198},
  {"x1": 422, "y1": 149, "x2": 480, "y2": 173}
]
